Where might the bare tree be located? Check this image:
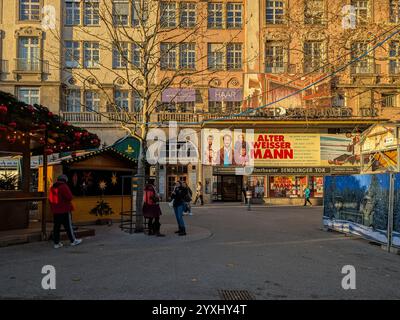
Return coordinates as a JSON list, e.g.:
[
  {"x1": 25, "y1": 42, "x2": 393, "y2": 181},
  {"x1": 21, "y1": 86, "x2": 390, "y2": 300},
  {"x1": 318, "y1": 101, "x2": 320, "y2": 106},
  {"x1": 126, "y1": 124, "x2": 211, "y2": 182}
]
[{"x1": 47, "y1": 0, "x2": 248, "y2": 231}]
